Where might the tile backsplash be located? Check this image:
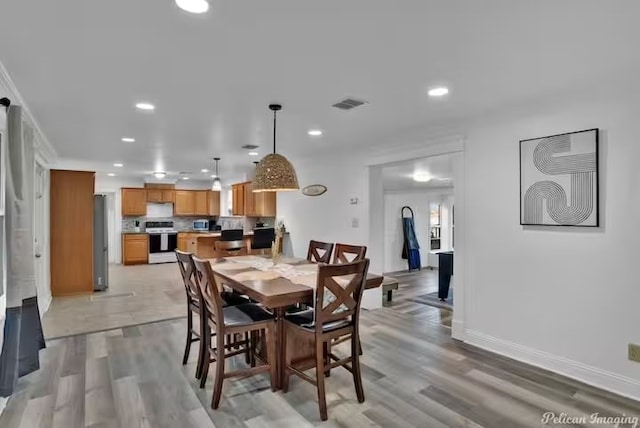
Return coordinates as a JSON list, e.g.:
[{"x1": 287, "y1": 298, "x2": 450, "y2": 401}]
[{"x1": 122, "y1": 216, "x2": 275, "y2": 233}]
